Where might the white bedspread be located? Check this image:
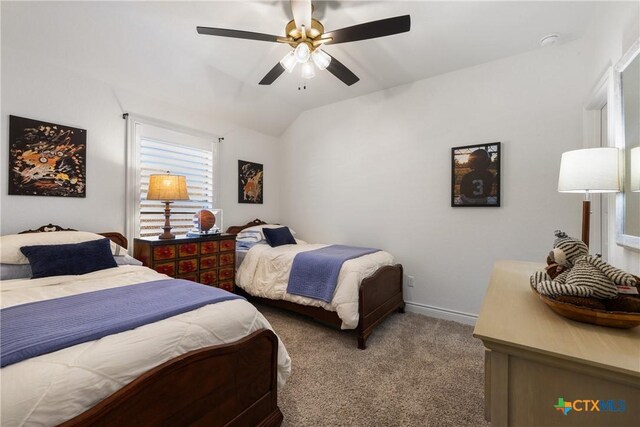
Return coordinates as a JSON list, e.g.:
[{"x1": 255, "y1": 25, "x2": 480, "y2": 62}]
[
  {"x1": 236, "y1": 243, "x2": 395, "y2": 329},
  {"x1": 1, "y1": 266, "x2": 291, "y2": 427}
]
